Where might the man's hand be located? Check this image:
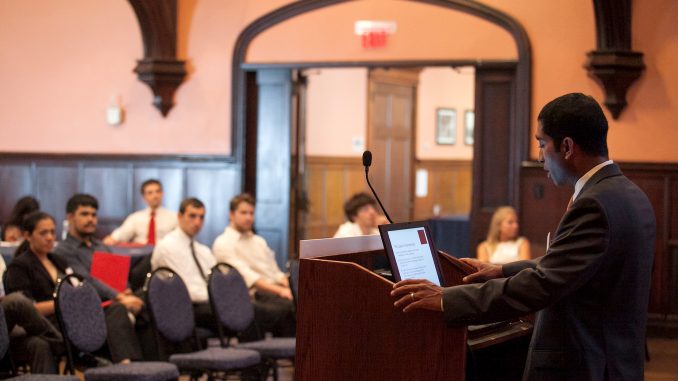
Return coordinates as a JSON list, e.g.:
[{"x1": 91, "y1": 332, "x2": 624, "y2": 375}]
[
  {"x1": 116, "y1": 294, "x2": 144, "y2": 314},
  {"x1": 390, "y1": 279, "x2": 443, "y2": 313},
  {"x1": 459, "y1": 258, "x2": 503, "y2": 283},
  {"x1": 278, "y1": 287, "x2": 293, "y2": 300},
  {"x1": 102, "y1": 235, "x2": 117, "y2": 246}
]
